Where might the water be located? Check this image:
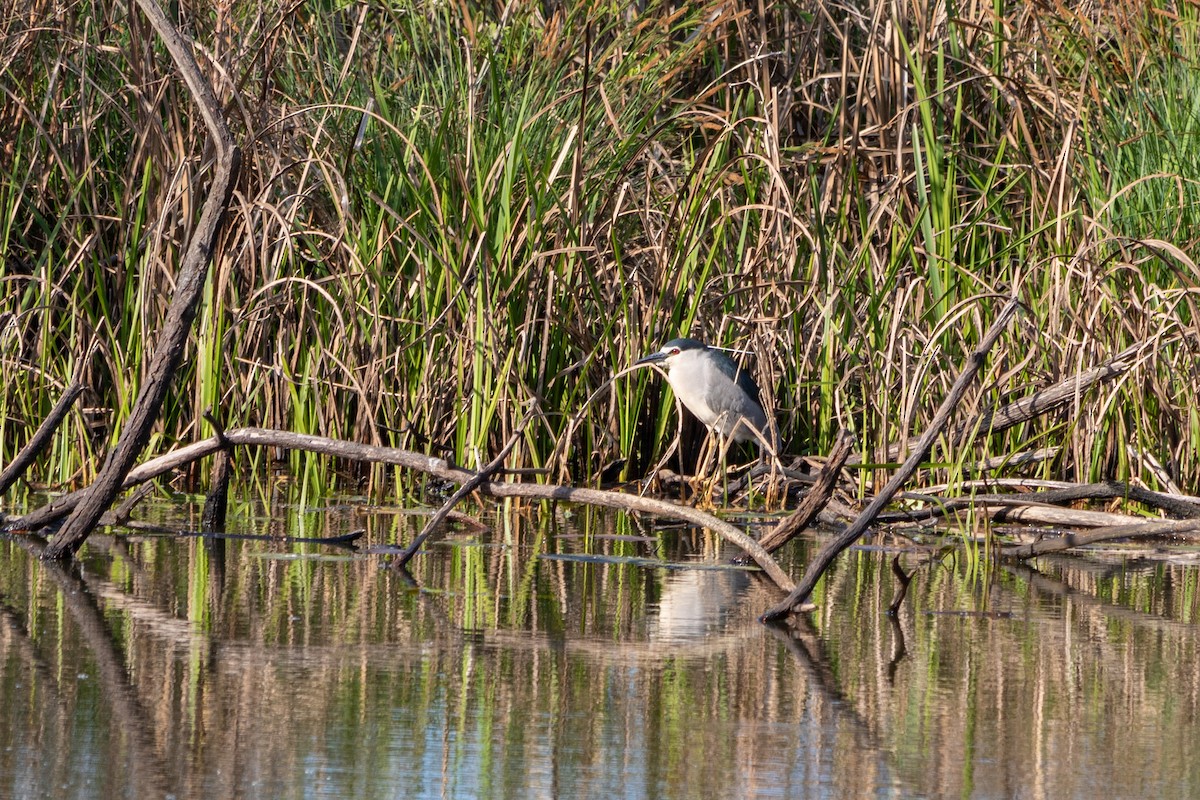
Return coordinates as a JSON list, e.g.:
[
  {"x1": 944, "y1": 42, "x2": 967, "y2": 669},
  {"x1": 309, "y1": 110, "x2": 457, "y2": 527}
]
[{"x1": 3, "y1": 495, "x2": 1200, "y2": 798}]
